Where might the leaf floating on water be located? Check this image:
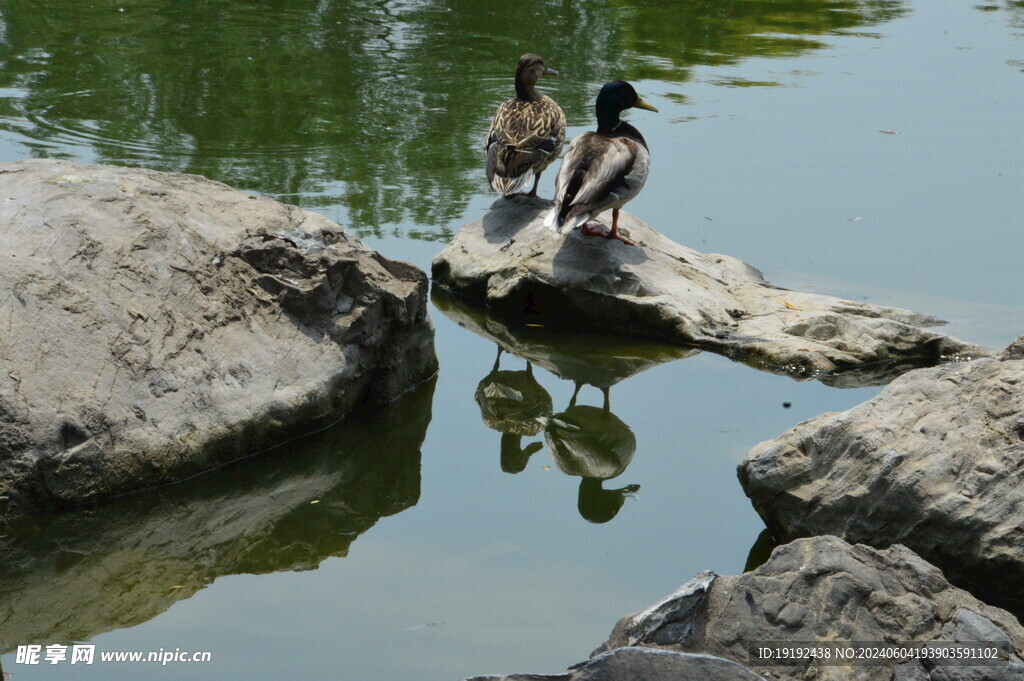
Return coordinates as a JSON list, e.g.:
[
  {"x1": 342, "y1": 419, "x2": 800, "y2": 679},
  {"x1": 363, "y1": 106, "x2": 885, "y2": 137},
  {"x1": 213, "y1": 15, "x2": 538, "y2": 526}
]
[
  {"x1": 310, "y1": 500, "x2": 320, "y2": 504},
  {"x1": 782, "y1": 301, "x2": 799, "y2": 311},
  {"x1": 542, "y1": 465, "x2": 551, "y2": 470},
  {"x1": 705, "y1": 216, "x2": 714, "y2": 221},
  {"x1": 879, "y1": 129, "x2": 900, "y2": 135},
  {"x1": 525, "y1": 323, "x2": 544, "y2": 328},
  {"x1": 170, "y1": 585, "x2": 183, "y2": 589}
]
